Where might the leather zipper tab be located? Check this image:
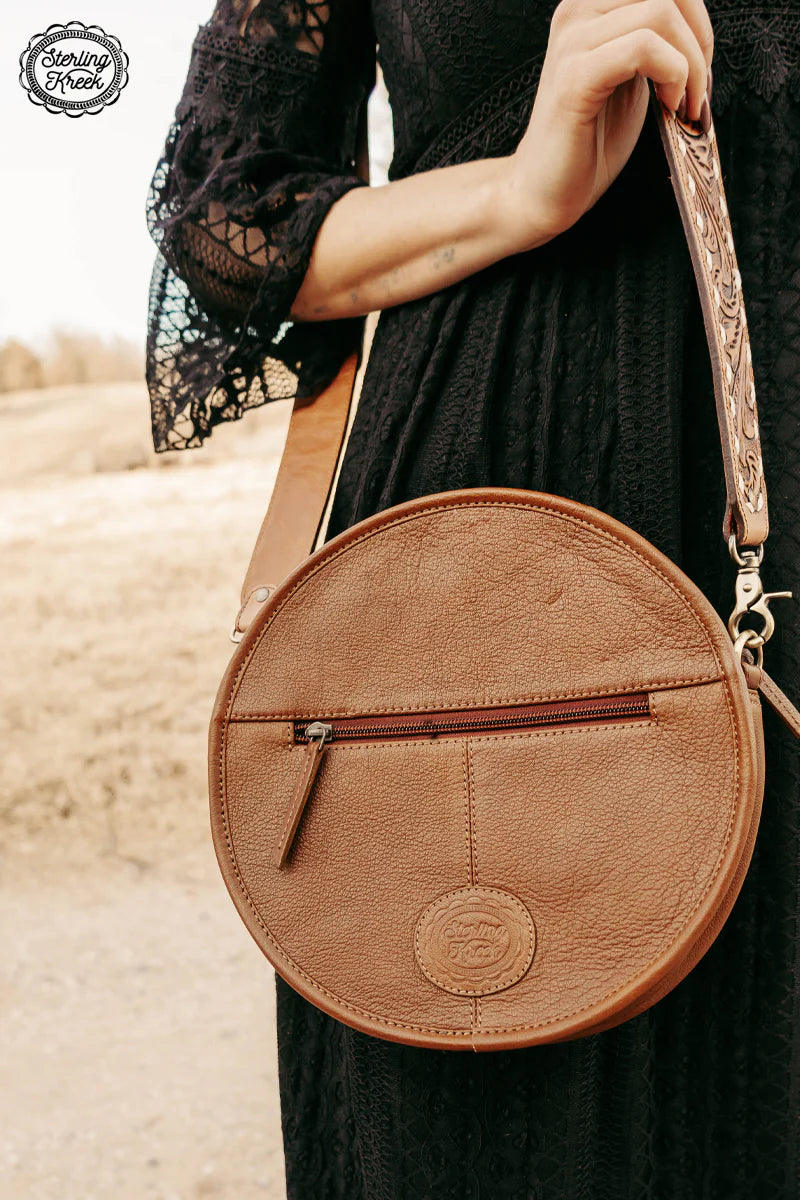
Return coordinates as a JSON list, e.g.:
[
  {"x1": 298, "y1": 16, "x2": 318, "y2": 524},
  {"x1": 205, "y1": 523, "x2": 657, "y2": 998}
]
[{"x1": 274, "y1": 722, "x2": 331, "y2": 869}]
